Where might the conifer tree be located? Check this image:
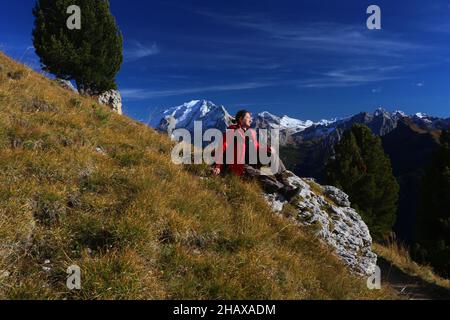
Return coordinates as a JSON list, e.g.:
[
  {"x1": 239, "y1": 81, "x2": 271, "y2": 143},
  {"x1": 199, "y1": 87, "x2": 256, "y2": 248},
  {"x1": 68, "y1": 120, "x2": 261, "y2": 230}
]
[
  {"x1": 32, "y1": 0, "x2": 123, "y2": 94},
  {"x1": 324, "y1": 124, "x2": 399, "y2": 239},
  {"x1": 416, "y1": 127, "x2": 450, "y2": 276}
]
